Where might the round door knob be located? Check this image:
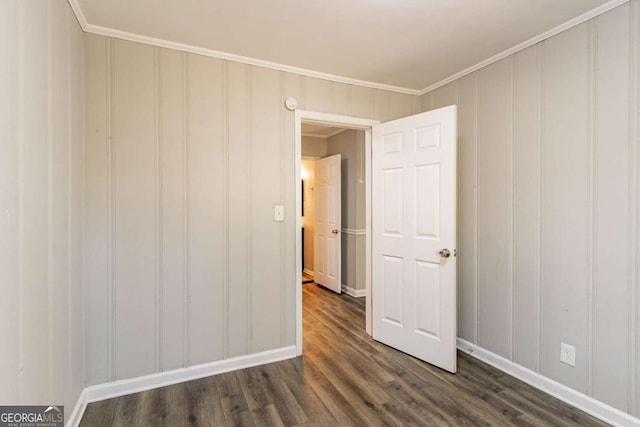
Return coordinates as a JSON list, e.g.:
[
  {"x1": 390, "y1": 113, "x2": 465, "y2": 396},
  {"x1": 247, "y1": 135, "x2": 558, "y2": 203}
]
[
  {"x1": 439, "y1": 248, "x2": 451, "y2": 258},
  {"x1": 332, "y1": 229, "x2": 339, "y2": 234}
]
